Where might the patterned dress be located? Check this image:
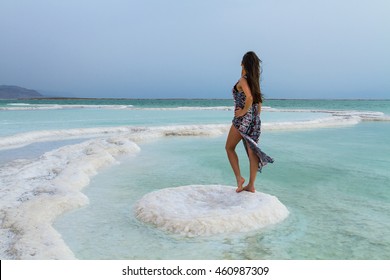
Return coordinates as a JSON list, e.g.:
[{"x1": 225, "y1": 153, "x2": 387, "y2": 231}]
[{"x1": 232, "y1": 82, "x2": 274, "y2": 172}]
